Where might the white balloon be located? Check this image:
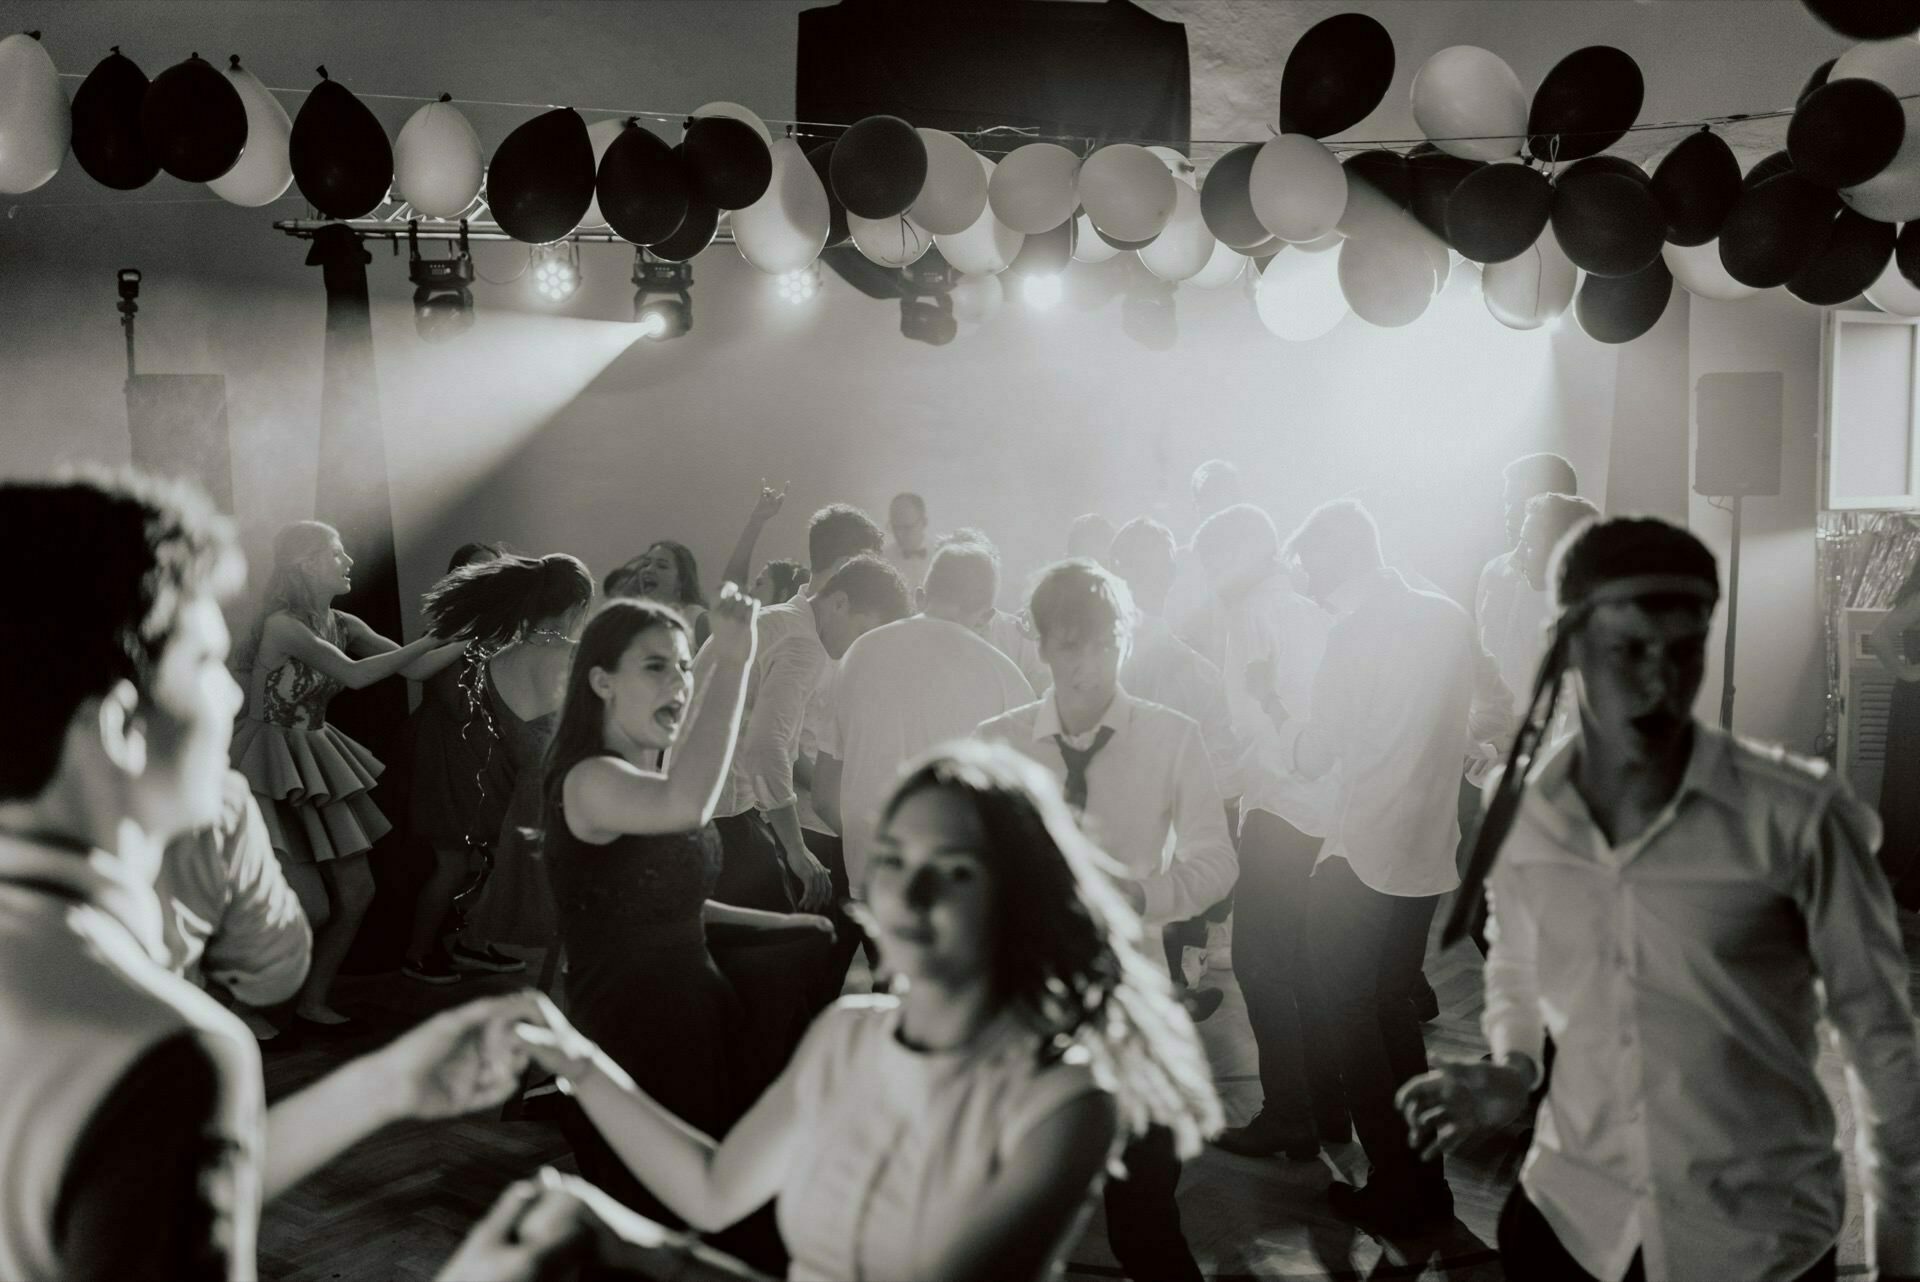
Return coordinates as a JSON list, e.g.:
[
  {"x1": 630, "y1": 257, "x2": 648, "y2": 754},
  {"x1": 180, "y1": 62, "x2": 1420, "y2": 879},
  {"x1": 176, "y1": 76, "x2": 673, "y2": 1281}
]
[
  {"x1": 1410, "y1": 218, "x2": 1451, "y2": 296},
  {"x1": 690, "y1": 101, "x2": 772, "y2": 148},
  {"x1": 1867, "y1": 257, "x2": 1920, "y2": 316},
  {"x1": 908, "y1": 128, "x2": 988, "y2": 235},
  {"x1": 1295, "y1": 229, "x2": 1345, "y2": 253},
  {"x1": 393, "y1": 98, "x2": 484, "y2": 219},
  {"x1": 1079, "y1": 143, "x2": 1178, "y2": 242},
  {"x1": 951, "y1": 272, "x2": 1004, "y2": 323},
  {"x1": 1411, "y1": 46, "x2": 1527, "y2": 163},
  {"x1": 988, "y1": 143, "x2": 1081, "y2": 235},
  {"x1": 940, "y1": 153, "x2": 1025, "y2": 274},
  {"x1": 207, "y1": 61, "x2": 292, "y2": 207},
  {"x1": 849, "y1": 210, "x2": 932, "y2": 267},
  {"x1": 1071, "y1": 210, "x2": 1119, "y2": 263},
  {"x1": 1140, "y1": 179, "x2": 1216, "y2": 282},
  {"x1": 1661, "y1": 238, "x2": 1759, "y2": 303},
  {"x1": 1190, "y1": 239, "x2": 1248, "y2": 289},
  {"x1": 0, "y1": 33, "x2": 68, "y2": 195},
  {"x1": 734, "y1": 137, "x2": 831, "y2": 274},
  {"x1": 1339, "y1": 229, "x2": 1436, "y2": 327},
  {"x1": 1835, "y1": 40, "x2": 1920, "y2": 219},
  {"x1": 574, "y1": 118, "x2": 628, "y2": 227},
  {"x1": 1485, "y1": 227, "x2": 1581, "y2": 327},
  {"x1": 1255, "y1": 248, "x2": 1348, "y2": 340},
  {"x1": 1147, "y1": 144, "x2": 1194, "y2": 177},
  {"x1": 1250, "y1": 134, "x2": 1347, "y2": 243}
]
